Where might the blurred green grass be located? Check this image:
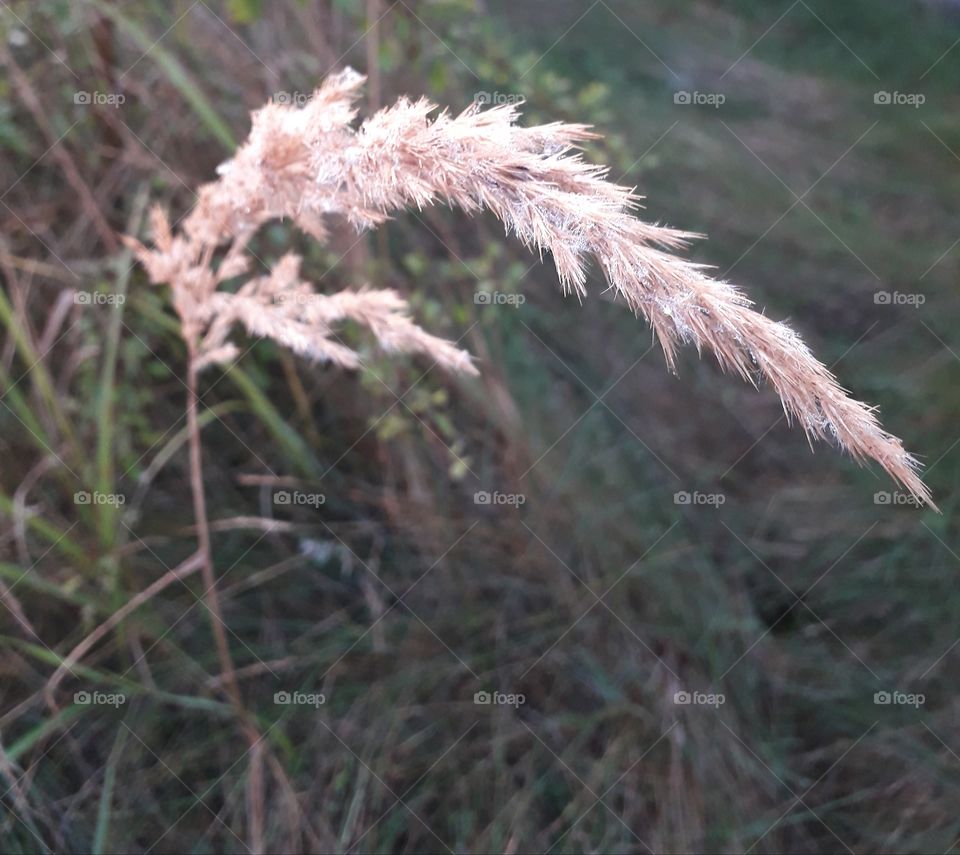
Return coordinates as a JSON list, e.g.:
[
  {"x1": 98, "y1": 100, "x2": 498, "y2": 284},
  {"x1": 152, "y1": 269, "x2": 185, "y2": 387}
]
[{"x1": 0, "y1": 0, "x2": 958, "y2": 852}]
